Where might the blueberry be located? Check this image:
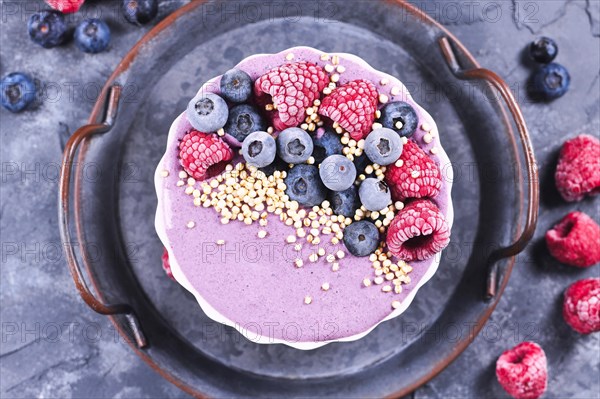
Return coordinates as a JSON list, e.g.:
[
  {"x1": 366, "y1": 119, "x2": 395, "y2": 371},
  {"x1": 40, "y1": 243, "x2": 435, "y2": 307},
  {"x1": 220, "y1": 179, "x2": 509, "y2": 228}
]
[
  {"x1": 343, "y1": 220, "x2": 380, "y2": 257},
  {"x1": 187, "y1": 93, "x2": 229, "y2": 133},
  {"x1": 28, "y1": 10, "x2": 68, "y2": 49},
  {"x1": 364, "y1": 128, "x2": 403, "y2": 166},
  {"x1": 329, "y1": 185, "x2": 360, "y2": 218},
  {"x1": 359, "y1": 178, "x2": 391, "y2": 211},
  {"x1": 319, "y1": 154, "x2": 357, "y2": 191},
  {"x1": 224, "y1": 104, "x2": 266, "y2": 143},
  {"x1": 1, "y1": 73, "x2": 36, "y2": 113},
  {"x1": 353, "y1": 153, "x2": 371, "y2": 176},
  {"x1": 529, "y1": 37, "x2": 558, "y2": 64},
  {"x1": 241, "y1": 131, "x2": 276, "y2": 168},
  {"x1": 379, "y1": 101, "x2": 418, "y2": 138},
  {"x1": 259, "y1": 156, "x2": 287, "y2": 177},
  {"x1": 74, "y1": 19, "x2": 111, "y2": 54},
  {"x1": 220, "y1": 69, "x2": 253, "y2": 103},
  {"x1": 312, "y1": 128, "x2": 343, "y2": 163},
  {"x1": 122, "y1": 0, "x2": 158, "y2": 25},
  {"x1": 531, "y1": 63, "x2": 570, "y2": 100},
  {"x1": 277, "y1": 128, "x2": 314, "y2": 164},
  {"x1": 284, "y1": 164, "x2": 327, "y2": 207}
]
